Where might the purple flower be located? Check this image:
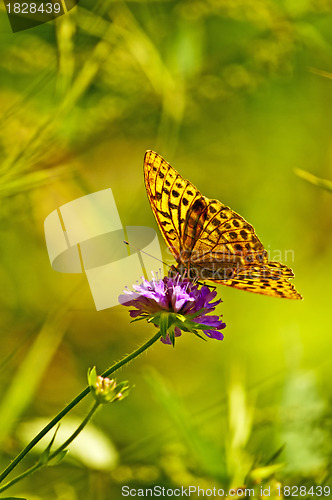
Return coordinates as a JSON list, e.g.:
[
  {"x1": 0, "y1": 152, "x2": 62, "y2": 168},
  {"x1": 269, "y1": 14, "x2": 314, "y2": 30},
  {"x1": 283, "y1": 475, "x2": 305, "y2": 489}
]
[{"x1": 119, "y1": 273, "x2": 226, "y2": 346}]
